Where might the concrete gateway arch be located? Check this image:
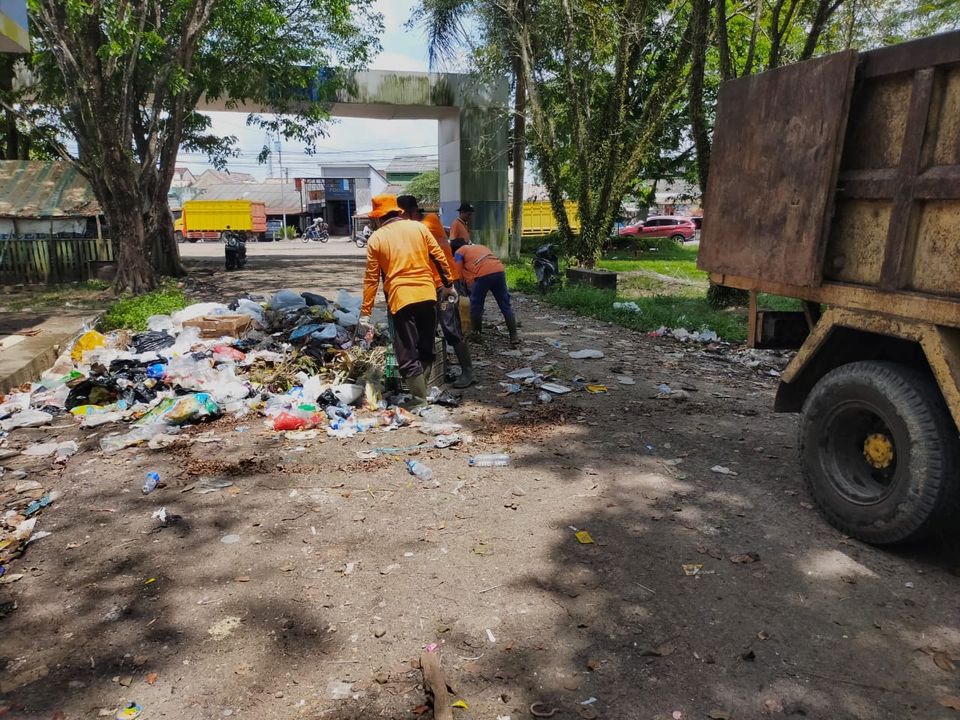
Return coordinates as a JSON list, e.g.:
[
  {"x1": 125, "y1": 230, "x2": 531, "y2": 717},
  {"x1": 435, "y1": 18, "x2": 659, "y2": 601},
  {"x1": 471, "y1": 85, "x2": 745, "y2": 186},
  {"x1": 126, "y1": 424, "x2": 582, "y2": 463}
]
[{"x1": 199, "y1": 69, "x2": 510, "y2": 255}]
